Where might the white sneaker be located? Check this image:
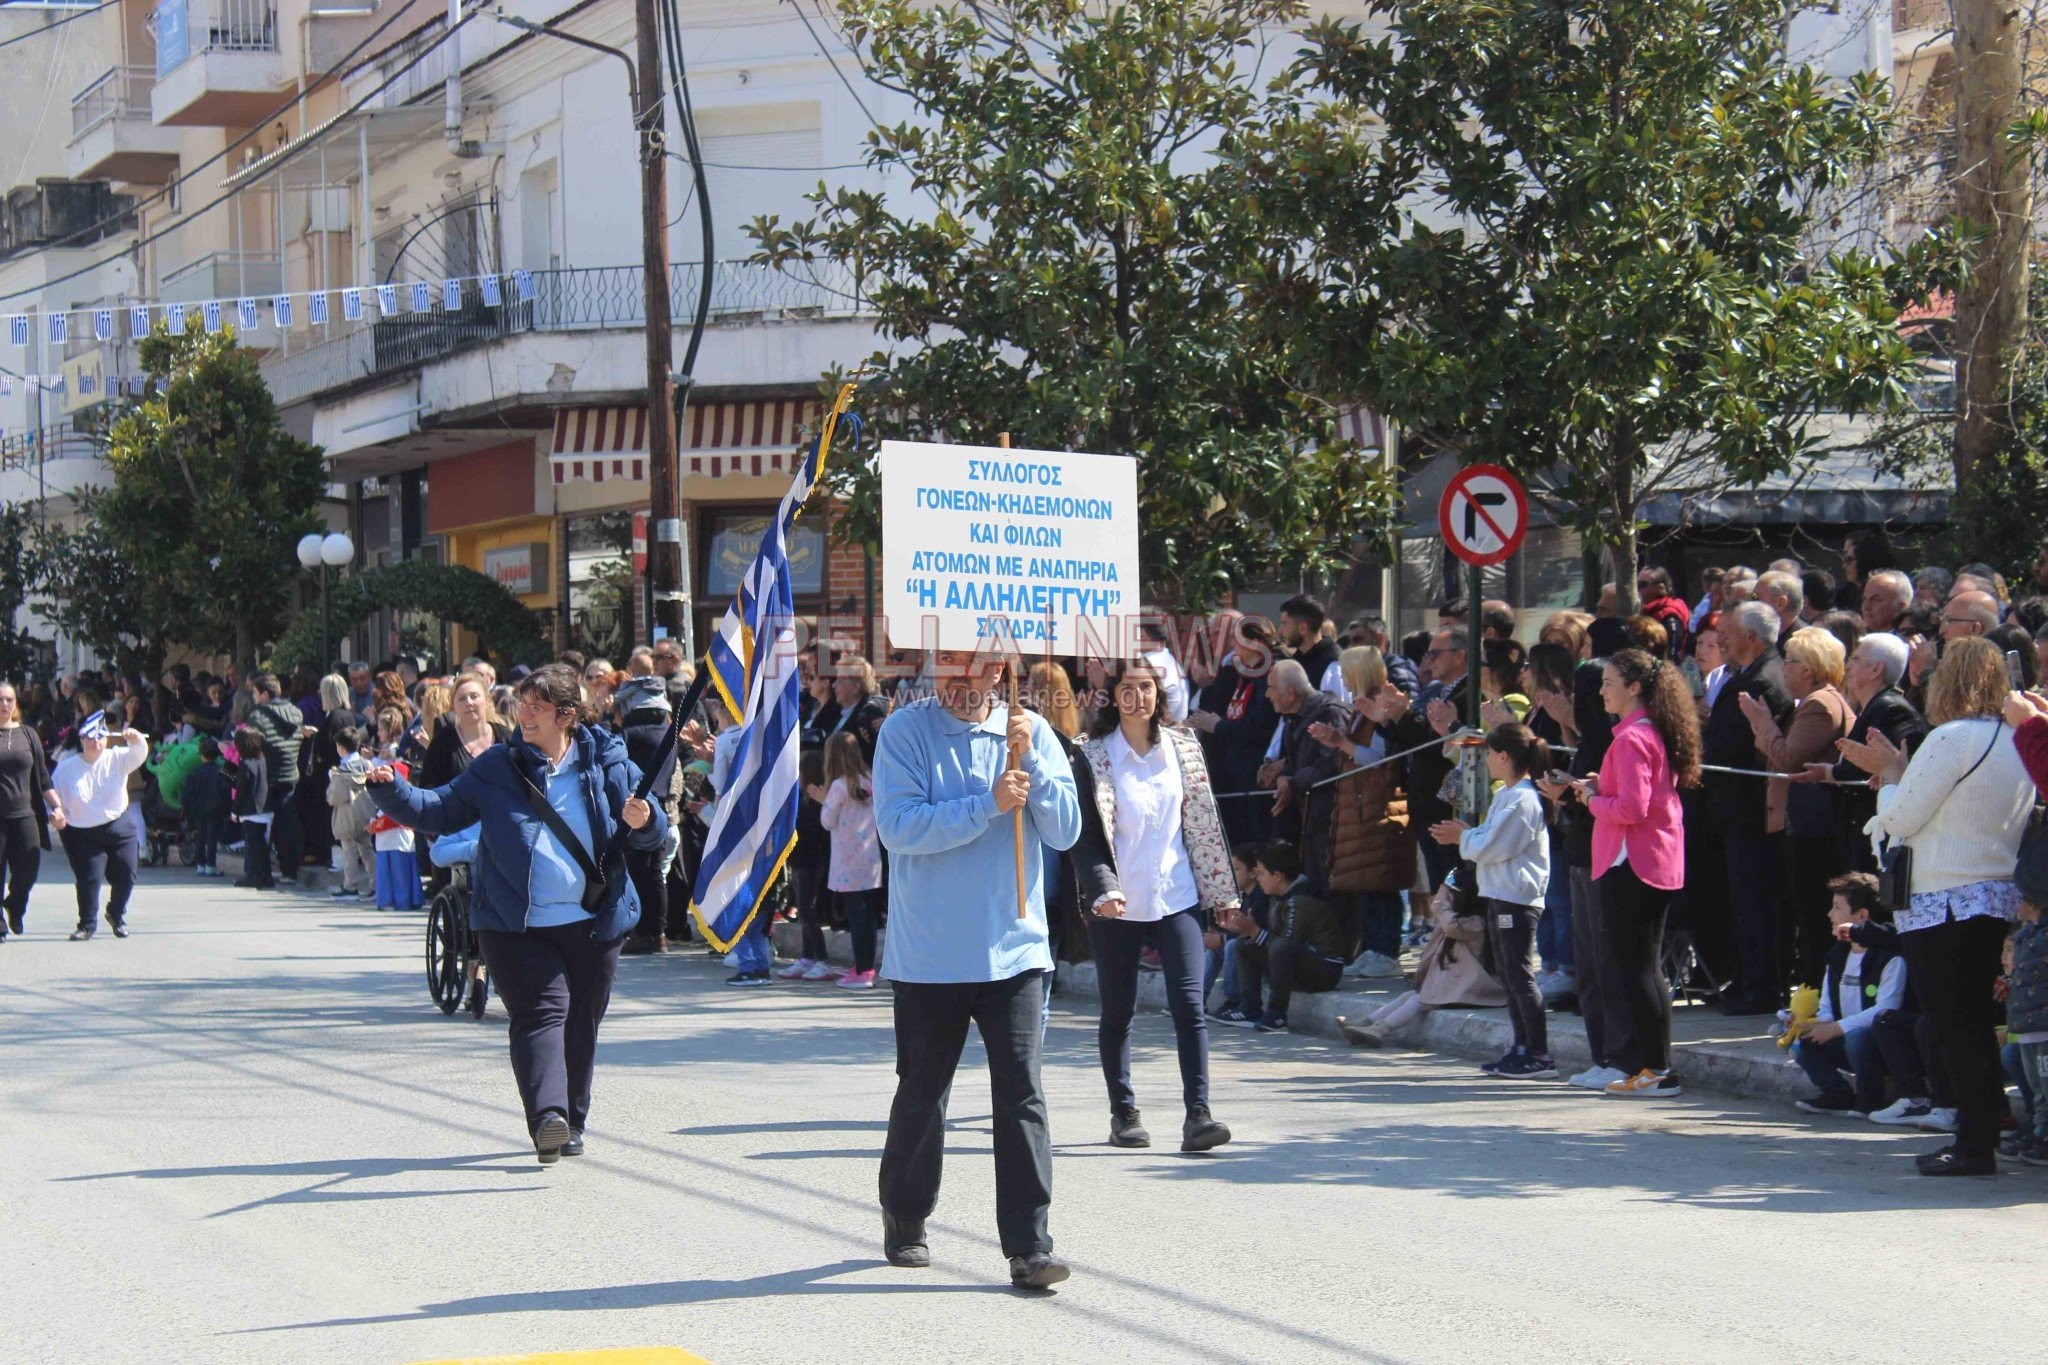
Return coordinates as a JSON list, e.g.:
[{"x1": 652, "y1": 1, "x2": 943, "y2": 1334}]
[
  {"x1": 1533, "y1": 968, "x2": 1558, "y2": 994},
  {"x1": 1916, "y1": 1107, "x2": 1960, "y2": 1133},
  {"x1": 1868, "y1": 1097, "x2": 1933, "y2": 1126},
  {"x1": 1569, "y1": 1065, "x2": 1627, "y2": 1091},
  {"x1": 1343, "y1": 953, "x2": 1379, "y2": 978},
  {"x1": 1540, "y1": 971, "x2": 1579, "y2": 1001},
  {"x1": 800, "y1": 960, "x2": 839, "y2": 981},
  {"x1": 773, "y1": 958, "x2": 815, "y2": 980},
  {"x1": 1359, "y1": 950, "x2": 1403, "y2": 979}
]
